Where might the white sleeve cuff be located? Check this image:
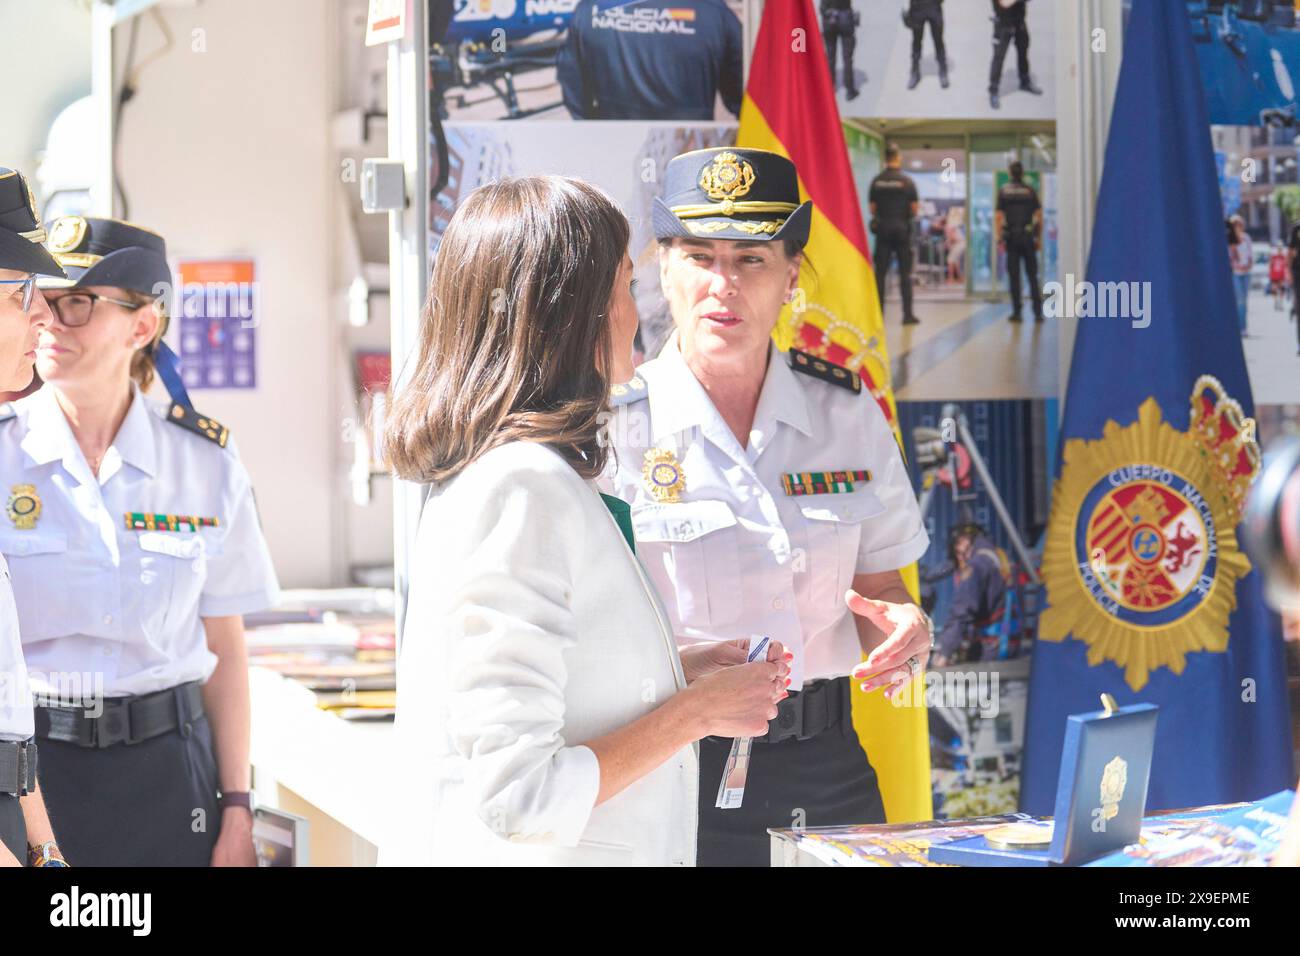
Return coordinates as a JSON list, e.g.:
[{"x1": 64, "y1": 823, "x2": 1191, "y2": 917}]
[
  {"x1": 494, "y1": 744, "x2": 602, "y2": 848},
  {"x1": 199, "y1": 583, "x2": 282, "y2": 618}
]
